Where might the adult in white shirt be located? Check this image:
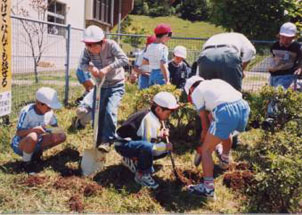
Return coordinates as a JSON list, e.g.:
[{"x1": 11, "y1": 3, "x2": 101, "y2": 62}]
[
  {"x1": 197, "y1": 32, "x2": 256, "y2": 91},
  {"x1": 184, "y1": 76, "x2": 250, "y2": 199}
]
